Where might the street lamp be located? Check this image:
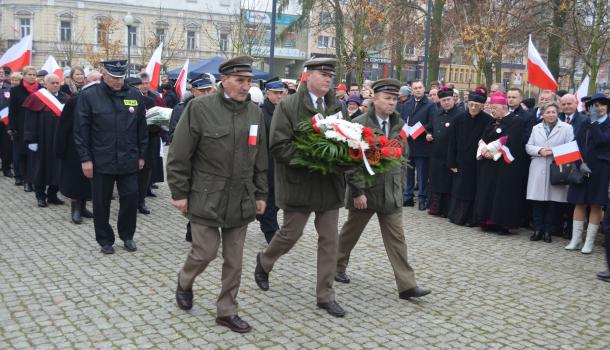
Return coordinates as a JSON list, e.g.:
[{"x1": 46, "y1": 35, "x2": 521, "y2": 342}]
[{"x1": 123, "y1": 13, "x2": 135, "y2": 77}]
